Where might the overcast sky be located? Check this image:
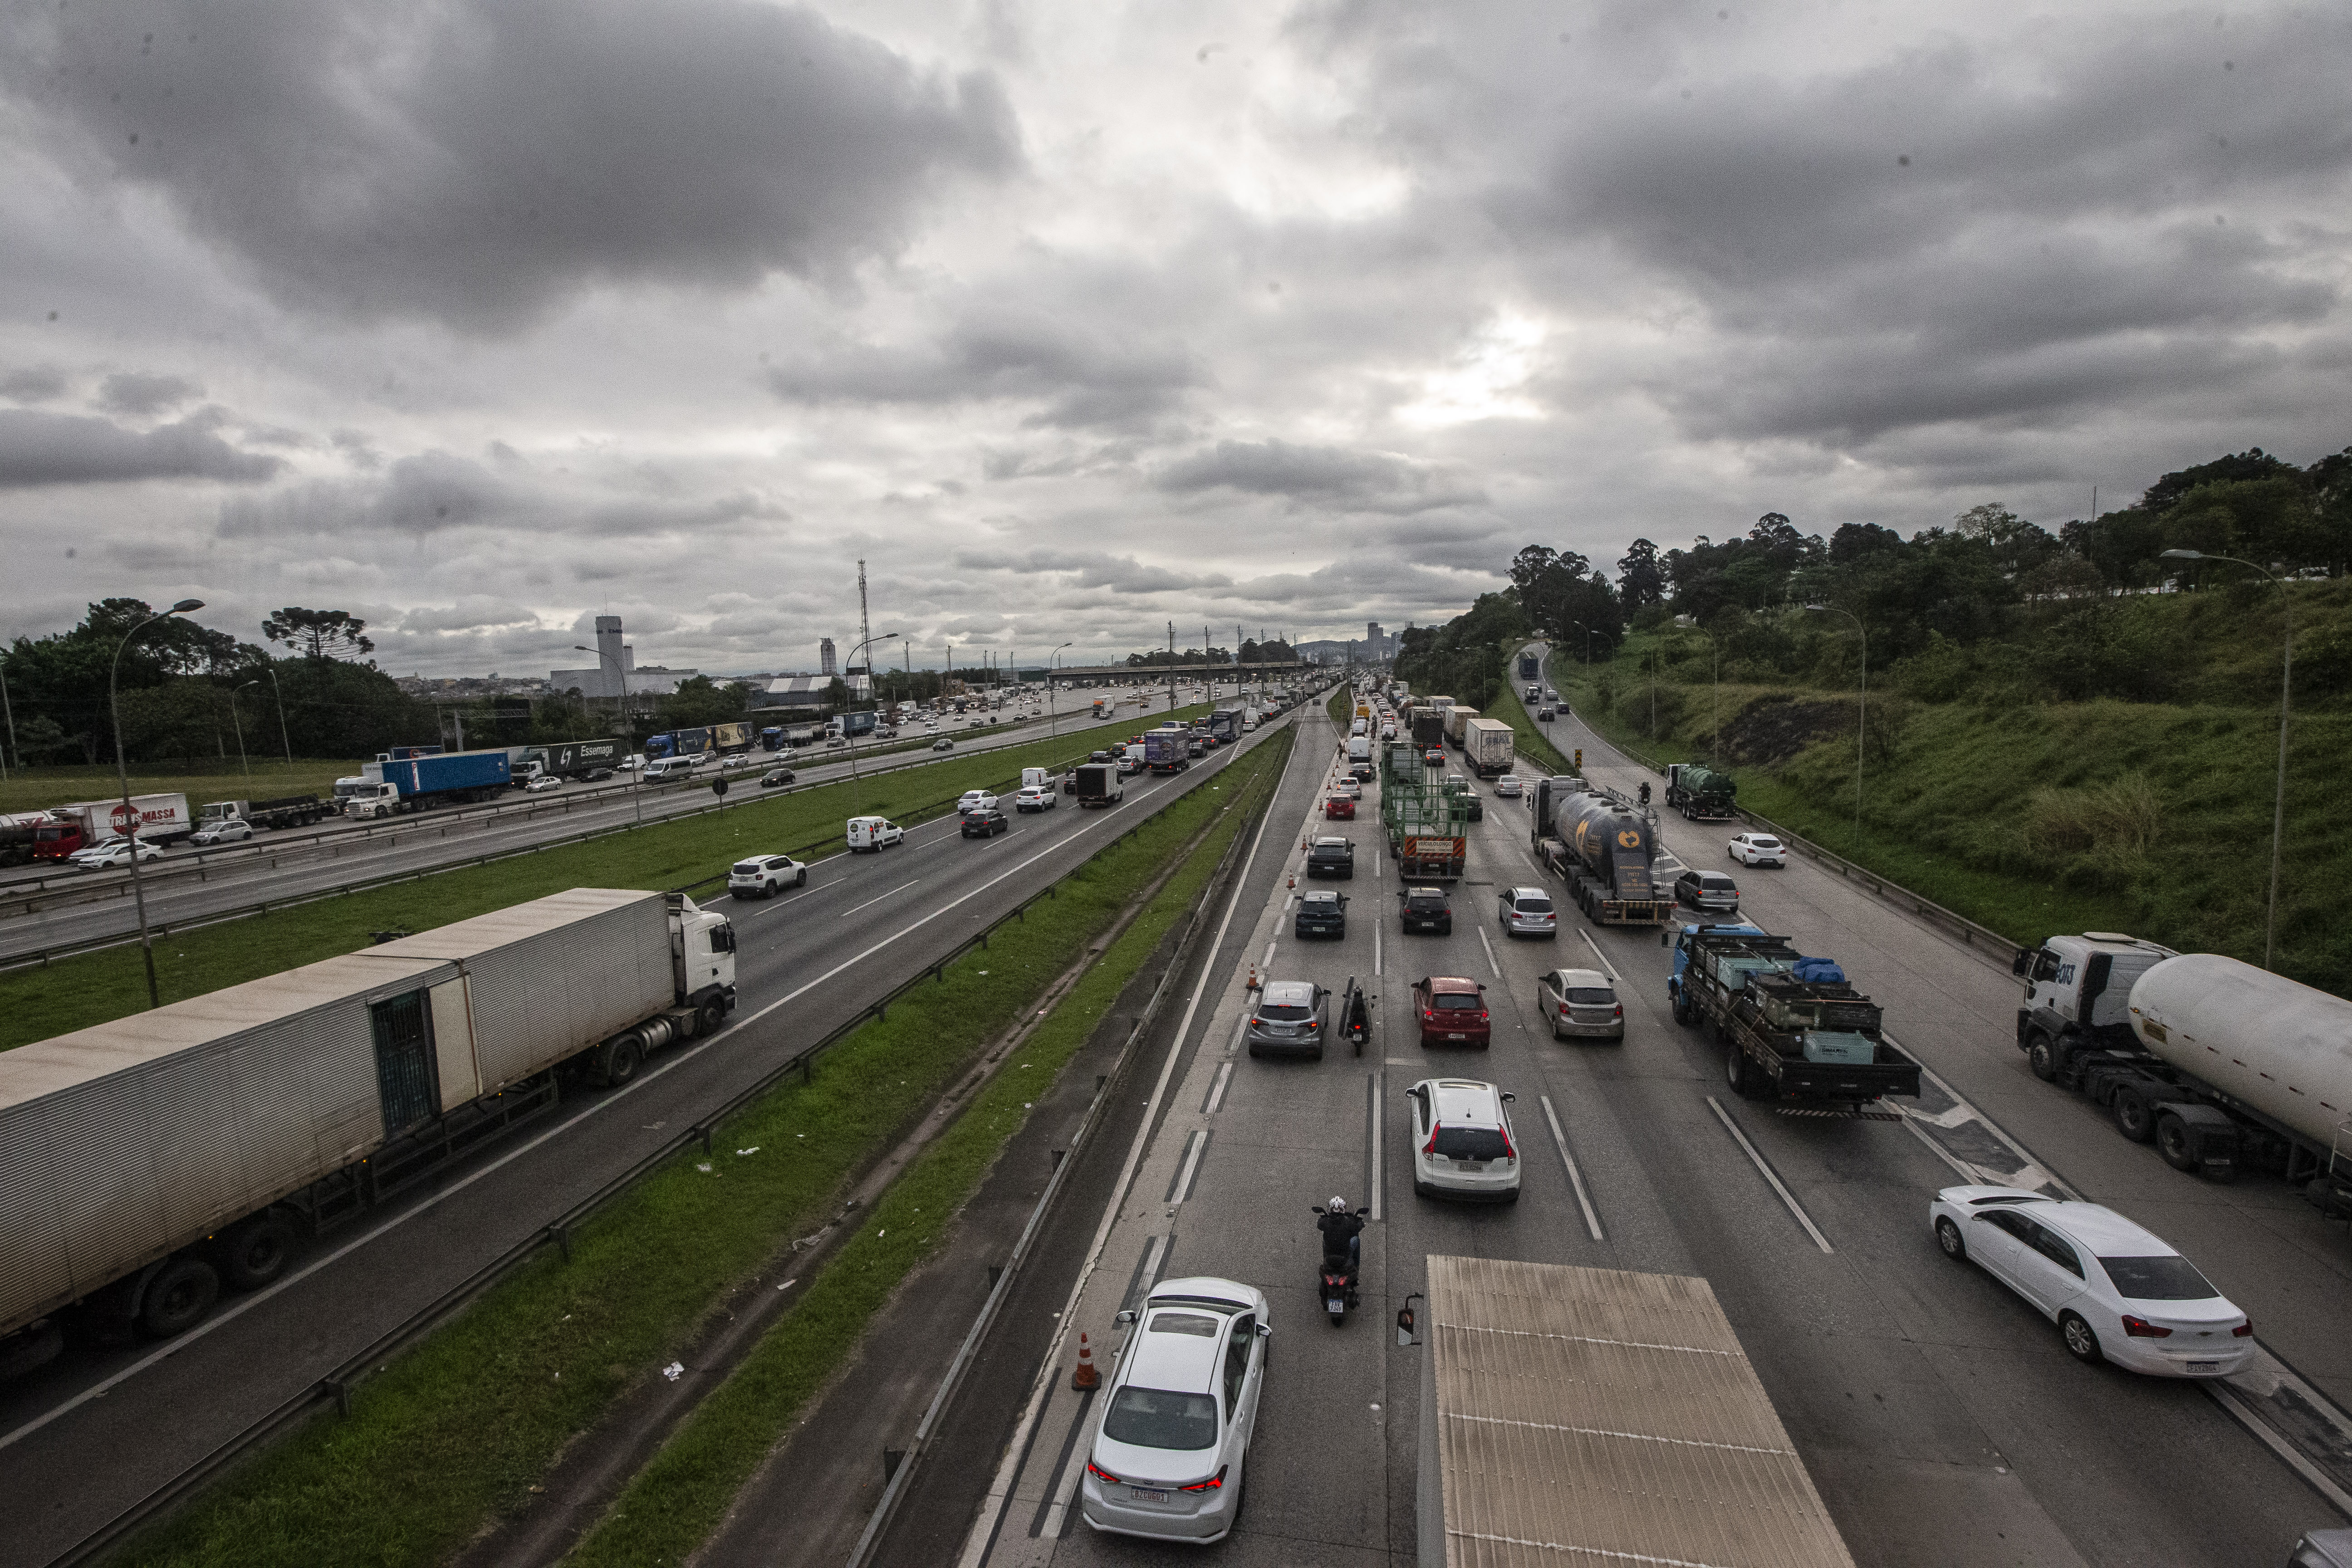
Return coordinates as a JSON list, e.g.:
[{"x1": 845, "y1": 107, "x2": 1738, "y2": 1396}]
[{"x1": 2, "y1": 0, "x2": 2345, "y2": 676}]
